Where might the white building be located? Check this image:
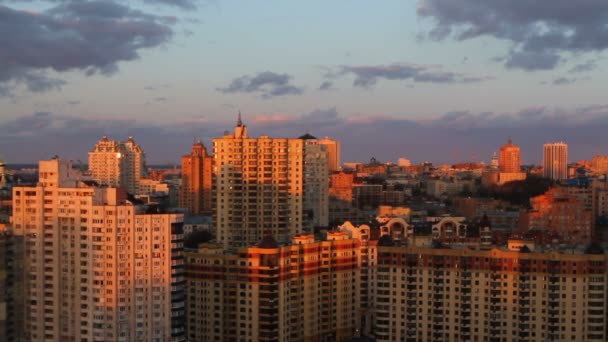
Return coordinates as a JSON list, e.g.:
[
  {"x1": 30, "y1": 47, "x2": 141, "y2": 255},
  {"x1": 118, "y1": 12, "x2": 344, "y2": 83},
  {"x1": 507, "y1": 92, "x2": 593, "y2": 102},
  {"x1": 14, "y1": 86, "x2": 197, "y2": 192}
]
[{"x1": 88, "y1": 136, "x2": 146, "y2": 194}]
